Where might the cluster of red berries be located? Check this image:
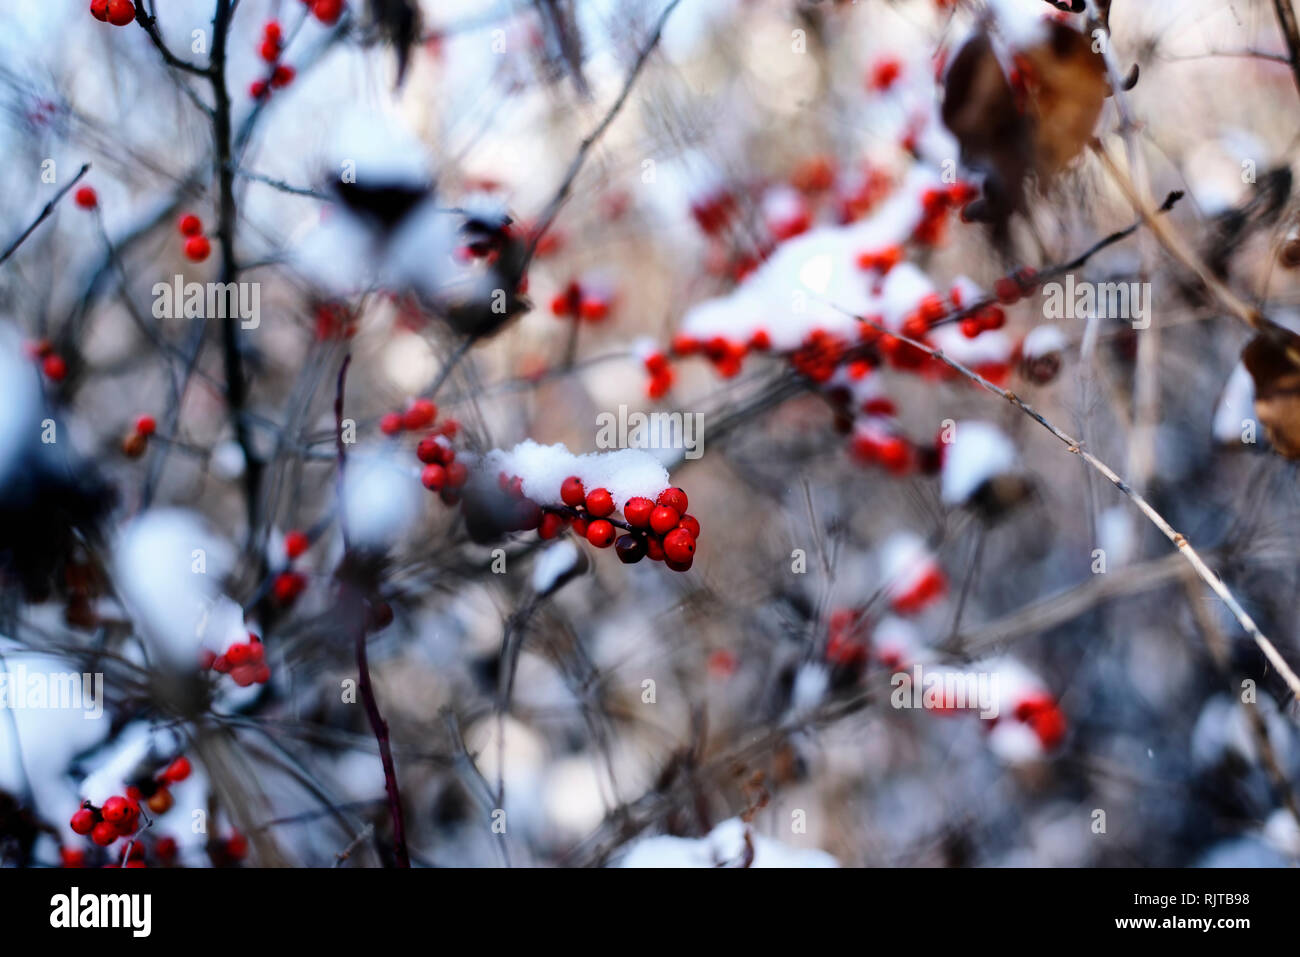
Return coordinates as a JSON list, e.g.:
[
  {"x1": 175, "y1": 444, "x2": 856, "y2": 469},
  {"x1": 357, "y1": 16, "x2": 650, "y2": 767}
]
[
  {"x1": 177, "y1": 212, "x2": 211, "y2": 263},
  {"x1": 548, "y1": 478, "x2": 702, "y2": 572},
  {"x1": 850, "y1": 428, "x2": 940, "y2": 477},
  {"x1": 992, "y1": 267, "x2": 1039, "y2": 305},
  {"x1": 250, "y1": 21, "x2": 296, "y2": 99},
  {"x1": 74, "y1": 185, "x2": 98, "y2": 210},
  {"x1": 201, "y1": 632, "x2": 270, "y2": 687},
  {"x1": 121, "y1": 413, "x2": 157, "y2": 459},
  {"x1": 383, "y1": 399, "x2": 469, "y2": 501},
  {"x1": 272, "y1": 529, "x2": 311, "y2": 605},
  {"x1": 670, "y1": 329, "x2": 771, "y2": 379},
  {"x1": 89, "y1": 0, "x2": 135, "y2": 27},
  {"x1": 69, "y1": 756, "x2": 188, "y2": 850},
  {"x1": 825, "y1": 608, "x2": 871, "y2": 669},
  {"x1": 912, "y1": 182, "x2": 976, "y2": 245},
  {"x1": 550, "y1": 279, "x2": 614, "y2": 322},
  {"x1": 642, "y1": 350, "x2": 674, "y2": 399},
  {"x1": 25, "y1": 338, "x2": 67, "y2": 382},
  {"x1": 303, "y1": 0, "x2": 345, "y2": 26}
]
